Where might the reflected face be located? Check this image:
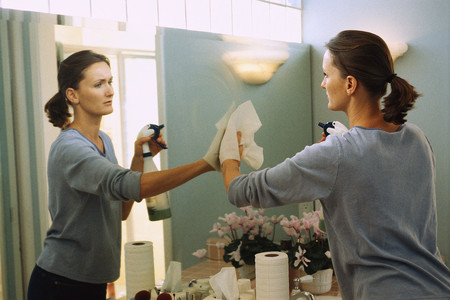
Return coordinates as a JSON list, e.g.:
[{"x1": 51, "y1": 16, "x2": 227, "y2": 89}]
[
  {"x1": 74, "y1": 61, "x2": 114, "y2": 117},
  {"x1": 321, "y1": 50, "x2": 348, "y2": 112}
]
